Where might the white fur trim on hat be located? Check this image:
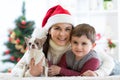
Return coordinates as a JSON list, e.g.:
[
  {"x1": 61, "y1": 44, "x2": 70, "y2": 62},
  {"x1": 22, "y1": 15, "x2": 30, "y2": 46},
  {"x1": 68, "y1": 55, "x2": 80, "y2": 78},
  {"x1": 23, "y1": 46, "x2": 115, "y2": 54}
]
[
  {"x1": 32, "y1": 27, "x2": 48, "y2": 39},
  {"x1": 44, "y1": 14, "x2": 74, "y2": 30}
]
